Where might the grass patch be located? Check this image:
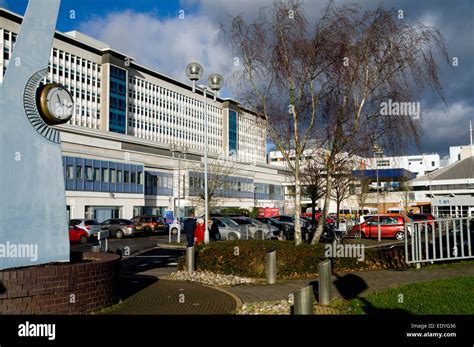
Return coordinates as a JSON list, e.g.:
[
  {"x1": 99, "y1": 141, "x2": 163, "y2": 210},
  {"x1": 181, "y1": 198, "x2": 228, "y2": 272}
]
[{"x1": 336, "y1": 276, "x2": 474, "y2": 315}]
